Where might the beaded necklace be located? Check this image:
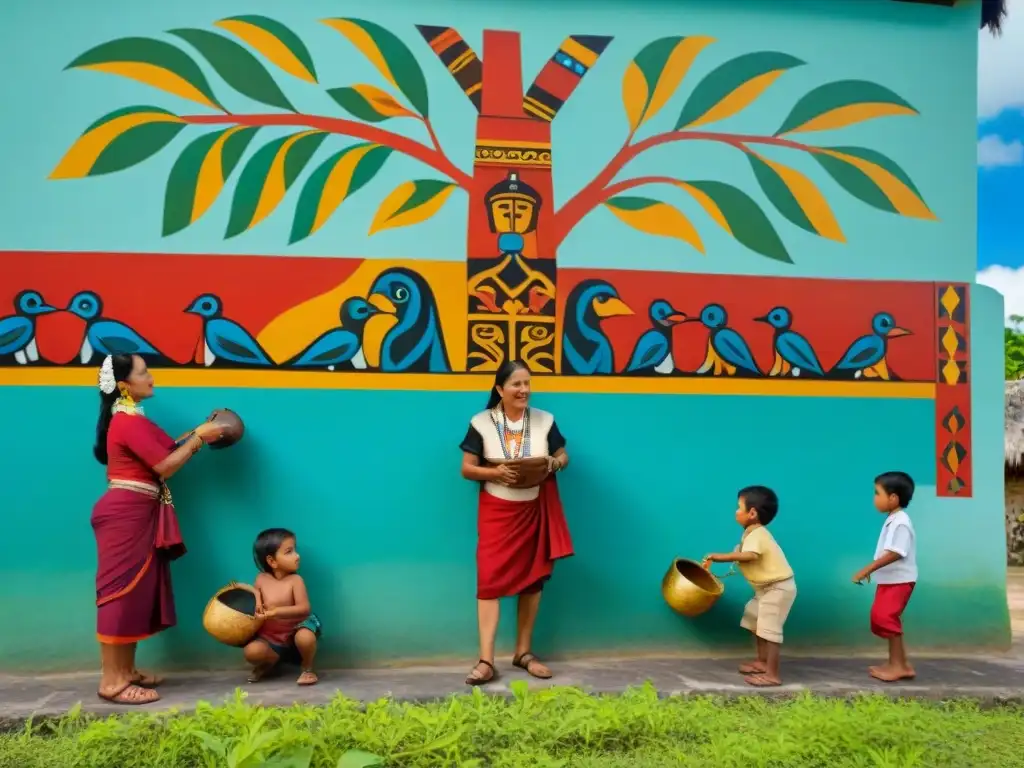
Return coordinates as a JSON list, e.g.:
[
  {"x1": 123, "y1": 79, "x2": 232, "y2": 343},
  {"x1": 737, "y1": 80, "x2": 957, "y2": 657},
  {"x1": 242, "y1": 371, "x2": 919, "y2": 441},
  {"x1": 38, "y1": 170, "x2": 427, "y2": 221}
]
[
  {"x1": 489, "y1": 405, "x2": 531, "y2": 460},
  {"x1": 112, "y1": 396, "x2": 144, "y2": 416}
]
